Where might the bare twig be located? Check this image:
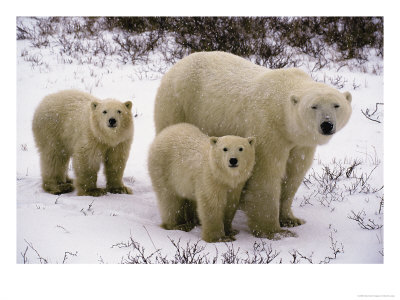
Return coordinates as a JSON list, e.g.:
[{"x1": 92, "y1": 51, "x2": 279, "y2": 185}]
[
  {"x1": 348, "y1": 210, "x2": 383, "y2": 230},
  {"x1": 319, "y1": 232, "x2": 344, "y2": 264},
  {"x1": 62, "y1": 251, "x2": 78, "y2": 263},
  {"x1": 21, "y1": 246, "x2": 29, "y2": 264},
  {"x1": 24, "y1": 239, "x2": 48, "y2": 264},
  {"x1": 361, "y1": 103, "x2": 383, "y2": 123}
]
